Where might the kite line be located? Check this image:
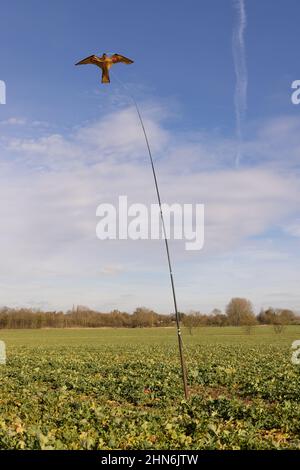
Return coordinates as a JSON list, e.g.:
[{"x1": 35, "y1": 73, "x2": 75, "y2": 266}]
[{"x1": 111, "y1": 72, "x2": 189, "y2": 399}]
